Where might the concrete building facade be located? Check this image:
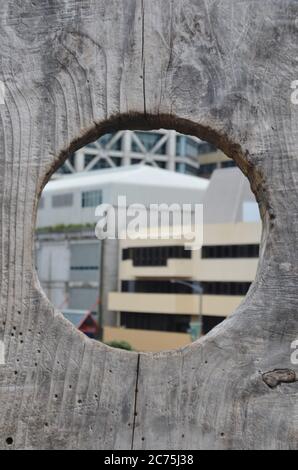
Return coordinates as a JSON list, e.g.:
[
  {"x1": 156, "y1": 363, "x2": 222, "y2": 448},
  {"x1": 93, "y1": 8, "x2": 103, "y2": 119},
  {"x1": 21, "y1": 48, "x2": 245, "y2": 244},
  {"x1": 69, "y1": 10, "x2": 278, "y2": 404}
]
[
  {"x1": 36, "y1": 165, "x2": 208, "y2": 328},
  {"x1": 107, "y1": 168, "x2": 261, "y2": 351},
  {"x1": 107, "y1": 221, "x2": 261, "y2": 351},
  {"x1": 36, "y1": 164, "x2": 261, "y2": 351}
]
